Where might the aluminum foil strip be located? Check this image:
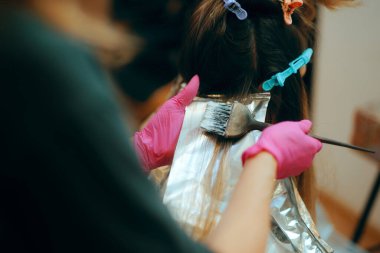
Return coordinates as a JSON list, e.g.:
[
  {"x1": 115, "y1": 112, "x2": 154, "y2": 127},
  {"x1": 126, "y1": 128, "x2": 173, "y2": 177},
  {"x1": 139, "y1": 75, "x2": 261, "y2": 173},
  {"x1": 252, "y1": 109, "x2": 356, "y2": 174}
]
[
  {"x1": 161, "y1": 95, "x2": 333, "y2": 252},
  {"x1": 163, "y1": 95, "x2": 269, "y2": 237},
  {"x1": 270, "y1": 179, "x2": 334, "y2": 253}
]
